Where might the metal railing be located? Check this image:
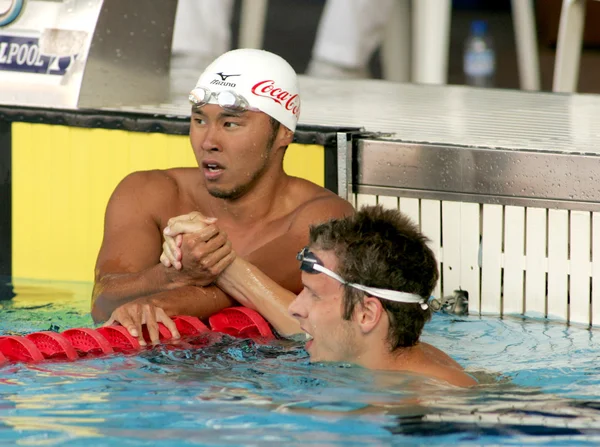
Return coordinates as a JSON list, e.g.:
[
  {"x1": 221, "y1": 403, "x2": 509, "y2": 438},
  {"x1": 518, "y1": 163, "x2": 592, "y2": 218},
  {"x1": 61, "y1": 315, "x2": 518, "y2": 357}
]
[{"x1": 339, "y1": 136, "x2": 600, "y2": 327}]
